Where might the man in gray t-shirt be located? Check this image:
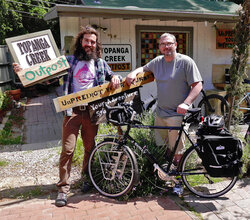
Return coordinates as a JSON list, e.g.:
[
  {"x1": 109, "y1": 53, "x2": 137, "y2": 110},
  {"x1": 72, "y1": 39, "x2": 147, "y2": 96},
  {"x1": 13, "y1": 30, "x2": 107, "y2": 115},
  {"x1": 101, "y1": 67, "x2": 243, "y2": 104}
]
[{"x1": 126, "y1": 33, "x2": 202, "y2": 165}]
